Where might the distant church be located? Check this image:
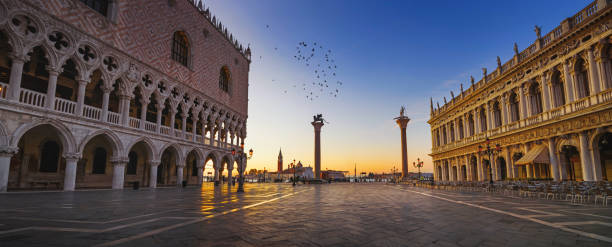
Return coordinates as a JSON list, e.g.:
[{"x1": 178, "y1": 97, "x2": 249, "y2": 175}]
[{"x1": 271, "y1": 149, "x2": 314, "y2": 180}]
